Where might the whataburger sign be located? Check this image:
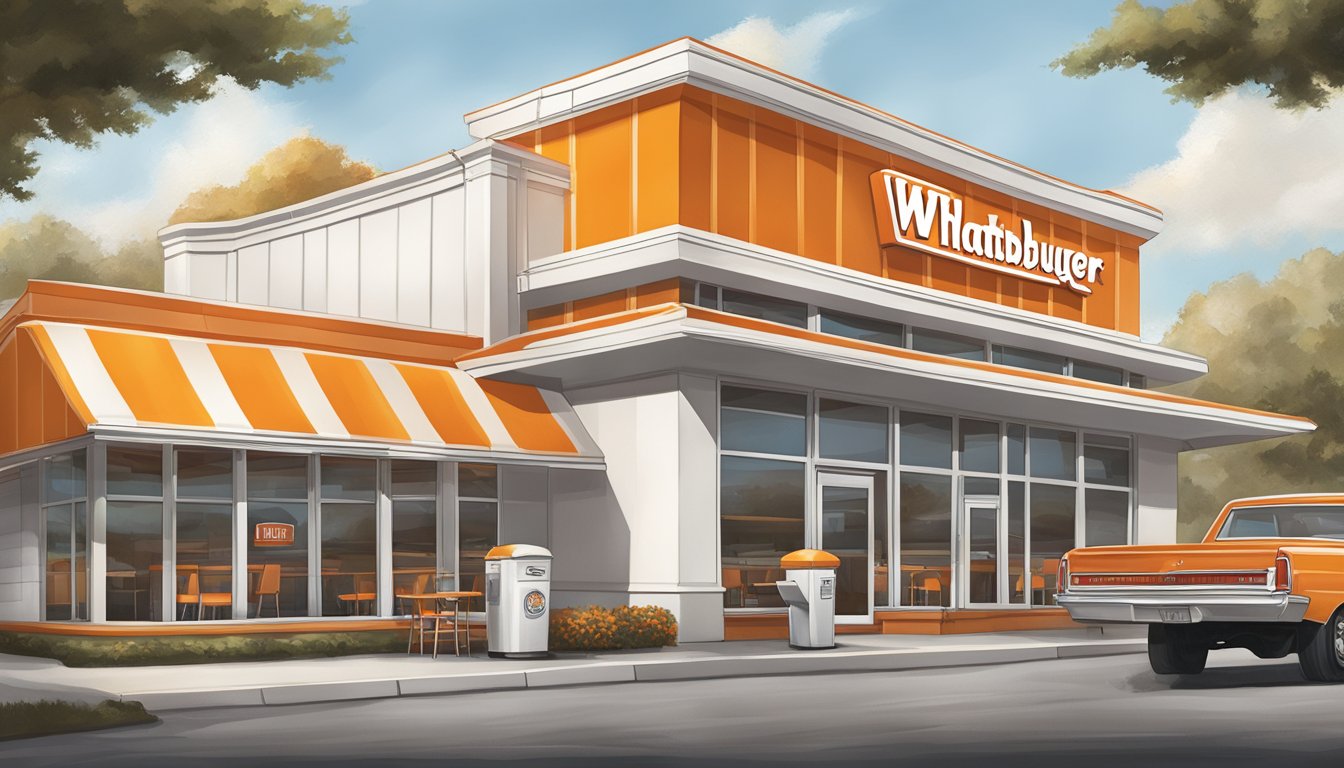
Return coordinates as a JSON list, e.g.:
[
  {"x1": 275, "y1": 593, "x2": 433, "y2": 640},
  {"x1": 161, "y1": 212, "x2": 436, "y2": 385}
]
[{"x1": 870, "y1": 170, "x2": 1103, "y2": 296}]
